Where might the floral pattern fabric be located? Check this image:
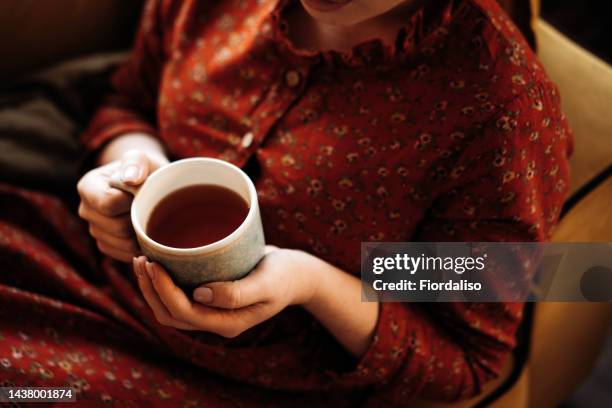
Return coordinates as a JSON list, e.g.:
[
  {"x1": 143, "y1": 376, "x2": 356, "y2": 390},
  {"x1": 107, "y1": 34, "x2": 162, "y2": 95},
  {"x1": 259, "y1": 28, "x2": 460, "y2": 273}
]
[{"x1": 0, "y1": 0, "x2": 571, "y2": 406}]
